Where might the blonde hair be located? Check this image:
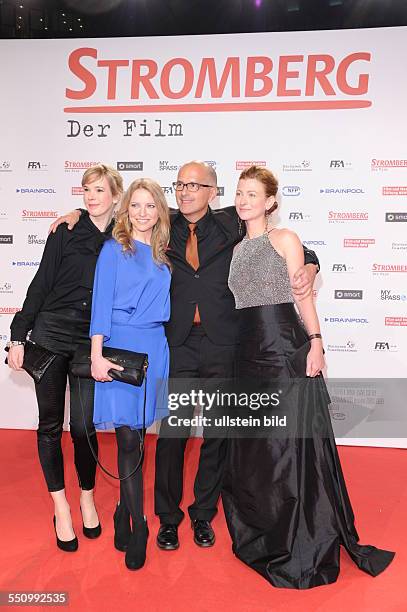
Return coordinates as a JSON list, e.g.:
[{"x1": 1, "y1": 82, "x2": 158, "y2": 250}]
[
  {"x1": 113, "y1": 178, "x2": 171, "y2": 267},
  {"x1": 81, "y1": 164, "x2": 123, "y2": 199}
]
